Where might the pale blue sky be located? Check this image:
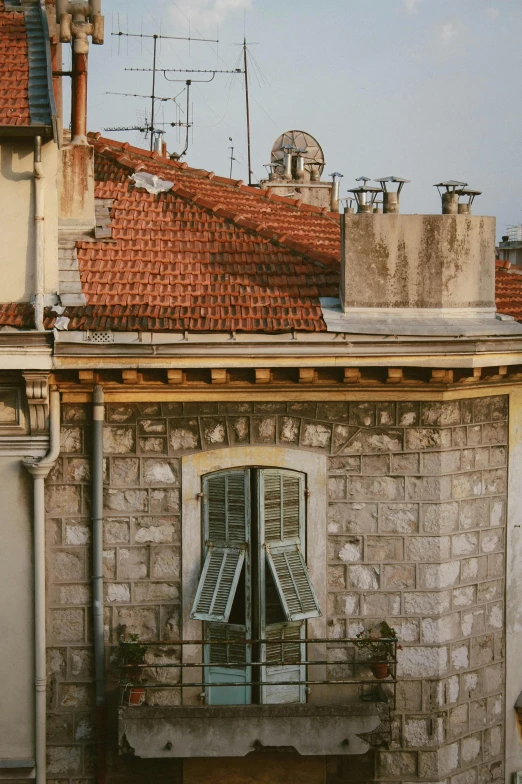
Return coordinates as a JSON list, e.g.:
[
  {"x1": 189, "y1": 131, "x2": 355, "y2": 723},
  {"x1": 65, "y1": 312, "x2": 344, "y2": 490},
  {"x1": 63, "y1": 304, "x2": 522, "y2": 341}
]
[{"x1": 84, "y1": 0, "x2": 522, "y2": 236}]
